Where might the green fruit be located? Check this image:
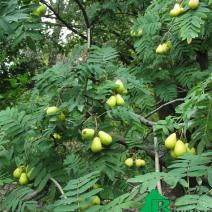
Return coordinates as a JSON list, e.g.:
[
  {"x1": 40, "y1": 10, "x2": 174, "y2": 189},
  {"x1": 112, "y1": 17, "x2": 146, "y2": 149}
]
[
  {"x1": 170, "y1": 150, "x2": 177, "y2": 158},
  {"x1": 156, "y1": 44, "x2": 164, "y2": 54},
  {"x1": 26, "y1": 168, "x2": 34, "y2": 179},
  {"x1": 188, "y1": 0, "x2": 199, "y2": 9},
  {"x1": 136, "y1": 29, "x2": 143, "y2": 37},
  {"x1": 116, "y1": 94, "x2": 125, "y2": 106},
  {"x1": 135, "y1": 159, "x2": 145, "y2": 167},
  {"x1": 185, "y1": 143, "x2": 196, "y2": 155},
  {"x1": 58, "y1": 112, "x2": 65, "y2": 121},
  {"x1": 82, "y1": 128, "x2": 95, "y2": 140},
  {"x1": 46, "y1": 106, "x2": 59, "y2": 115},
  {"x1": 115, "y1": 79, "x2": 125, "y2": 94},
  {"x1": 106, "y1": 96, "x2": 116, "y2": 108},
  {"x1": 92, "y1": 183, "x2": 101, "y2": 189},
  {"x1": 19, "y1": 173, "x2": 29, "y2": 185},
  {"x1": 13, "y1": 167, "x2": 23, "y2": 178},
  {"x1": 53, "y1": 133, "x2": 62, "y2": 141},
  {"x1": 124, "y1": 158, "x2": 133, "y2": 167},
  {"x1": 173, "y1": 140, "x2": 186, "y2": 157},
  {"x1": 91, "y1": 137, "x2": 103, "y2": 153},
  {"x1": 164, "y1": 133, "x2": 177, "y2": 149},
  {"x1": 36, "y1": 4, "x2": 47, "y2": 16},
  {"x1": 130, "y1": 30, "x2": 136, "y2": 37},
  {"x1": 98, "y1": 131, "x2": 112, "y2": 145},
  {"x1": 92, "y1": 196, "x2": 101, "y2": 205}
]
